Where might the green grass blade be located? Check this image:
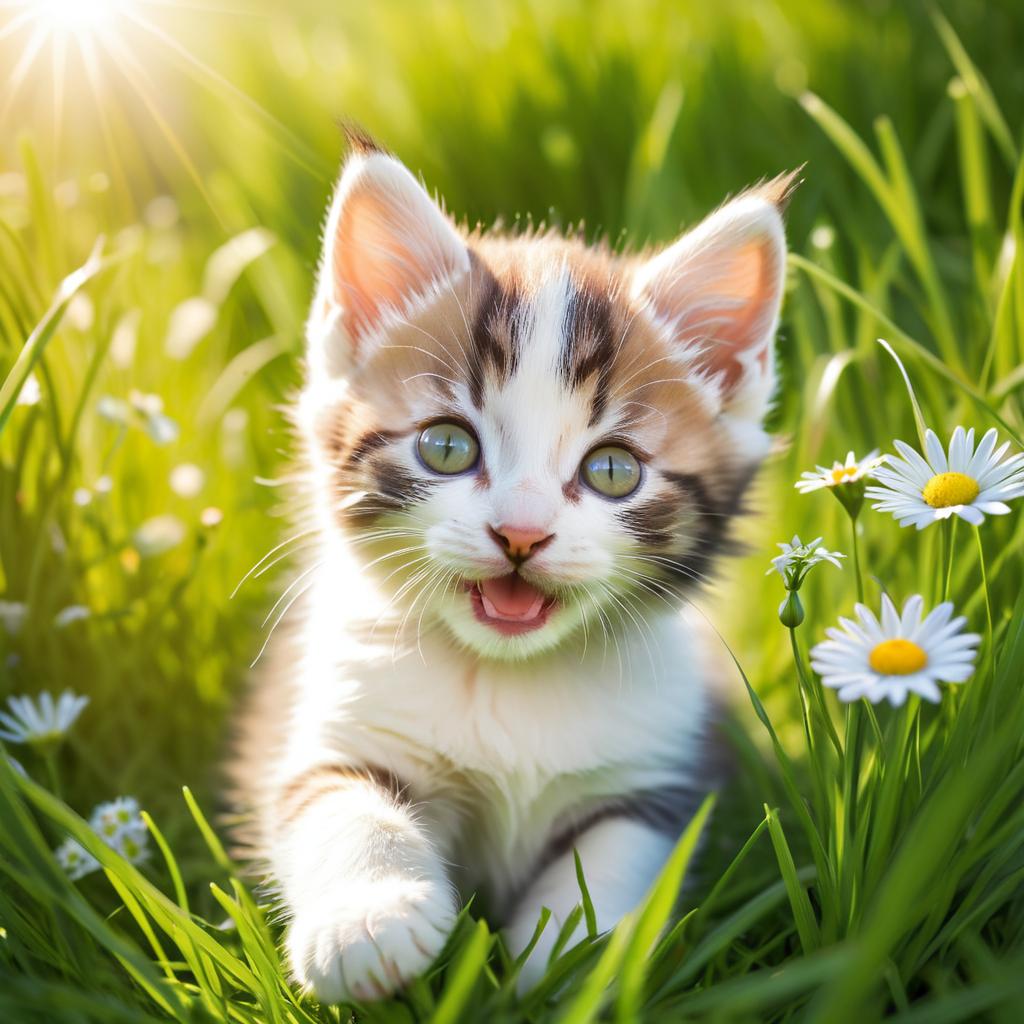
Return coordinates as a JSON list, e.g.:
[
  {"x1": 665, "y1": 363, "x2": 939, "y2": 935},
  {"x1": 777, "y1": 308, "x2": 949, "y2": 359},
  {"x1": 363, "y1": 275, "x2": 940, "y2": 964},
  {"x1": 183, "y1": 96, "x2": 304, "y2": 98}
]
[
  {"x1": 429, "y1": 919, "x2": 493, "y2": 1024},
  {"x1": 930, "y1": 5, "x2": 1018, "y2": 169},
  {"x1": 615, "y1": 794, "x2": 715, "y2": 1019},
  {"x1": 573, "y1": 848, "x2": 598, "y2": 940},
  {"x1": 764, "y1": 805, "x2": 820, "y2": 954},
  {"x1": 0, "y1": 238, "x2": 107, "y2": 438}
]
